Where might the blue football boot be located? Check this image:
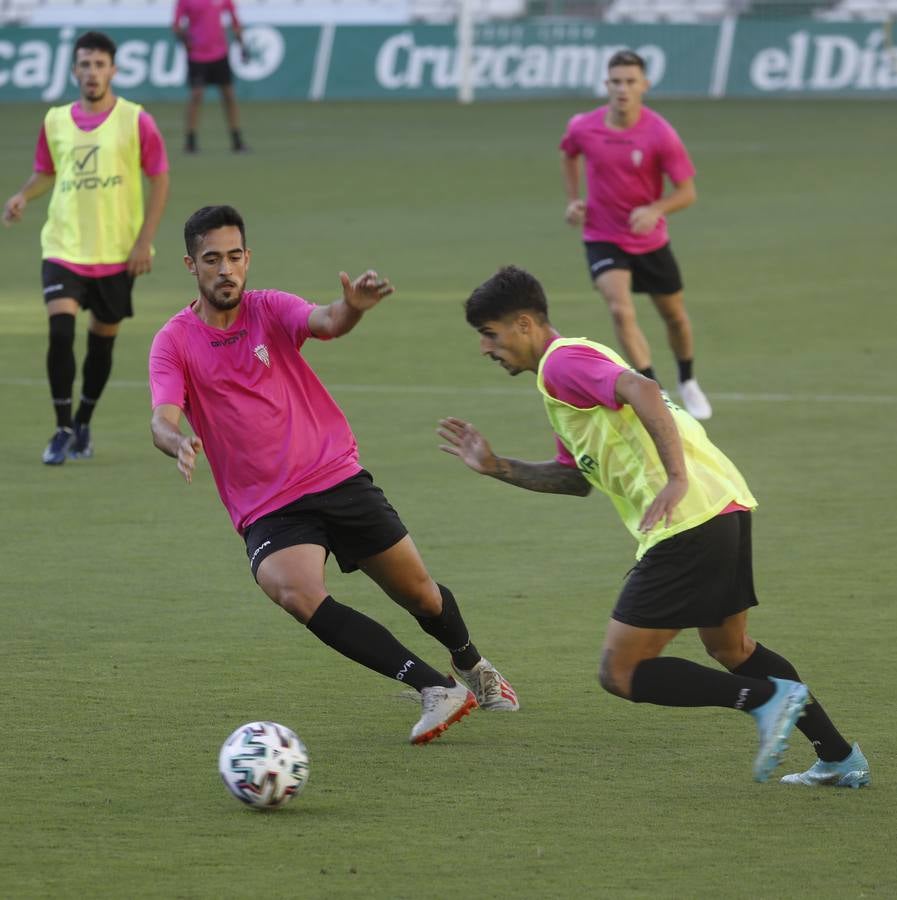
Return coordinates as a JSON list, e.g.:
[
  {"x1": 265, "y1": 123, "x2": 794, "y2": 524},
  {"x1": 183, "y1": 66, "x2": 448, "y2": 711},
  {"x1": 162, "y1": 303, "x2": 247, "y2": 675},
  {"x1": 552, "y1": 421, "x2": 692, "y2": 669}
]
[
  {"x1": 750, "y1": 677, "x2": 810, "y2": 782},
  {"x1": 781, "y1": 743, "x2": 870, "y2": 789}
]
